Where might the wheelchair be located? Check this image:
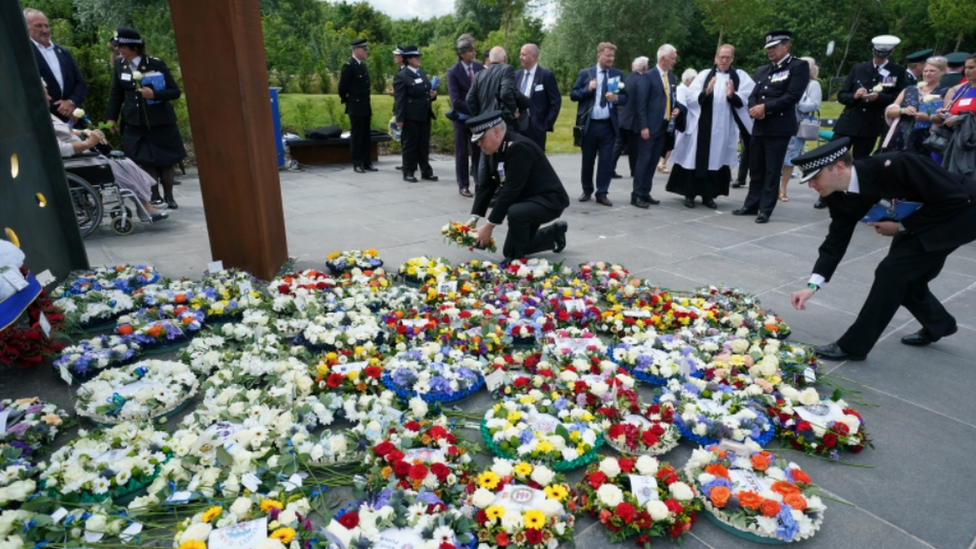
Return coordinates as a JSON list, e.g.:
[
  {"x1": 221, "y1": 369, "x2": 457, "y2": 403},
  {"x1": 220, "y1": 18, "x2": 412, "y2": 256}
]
[{"x1": 63, "y1": 152, "x2": 157, "y2": 237}]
